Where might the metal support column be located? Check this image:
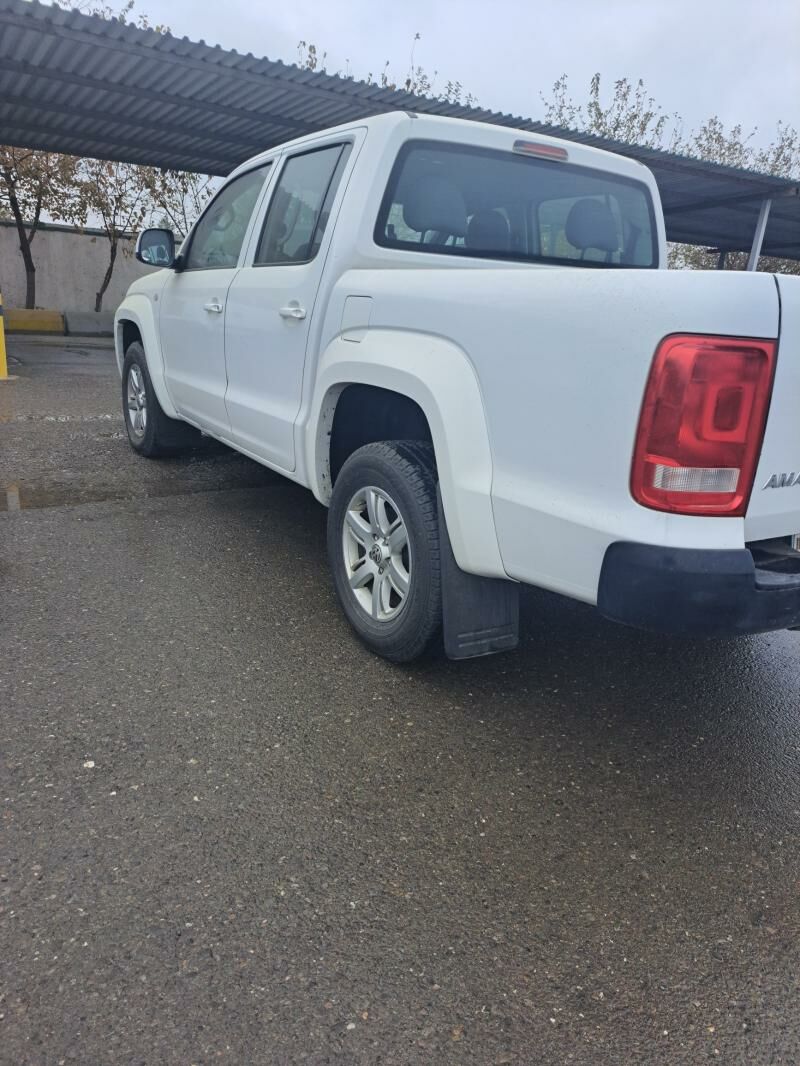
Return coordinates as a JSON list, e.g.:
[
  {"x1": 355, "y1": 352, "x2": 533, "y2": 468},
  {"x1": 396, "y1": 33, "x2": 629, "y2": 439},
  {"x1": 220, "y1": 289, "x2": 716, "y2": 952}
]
[
  {"x1": 746, "y1": 199, "x2": 772, "y2": 271},
  {"x1": 0, "y1": 286, "x2": 8, "y2": 380},
  {"x1": 716, "y1": 250, "x2": 727, "y2": 270}
]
